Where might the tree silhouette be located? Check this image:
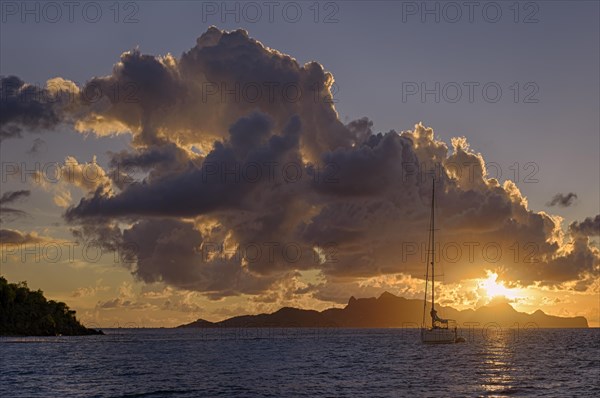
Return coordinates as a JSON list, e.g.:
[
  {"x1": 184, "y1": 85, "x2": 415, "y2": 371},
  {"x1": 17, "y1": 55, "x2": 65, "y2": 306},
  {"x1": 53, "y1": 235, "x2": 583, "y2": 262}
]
[{"x1": 0, "y1": 277, "x2": 103, "y2": 336}]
